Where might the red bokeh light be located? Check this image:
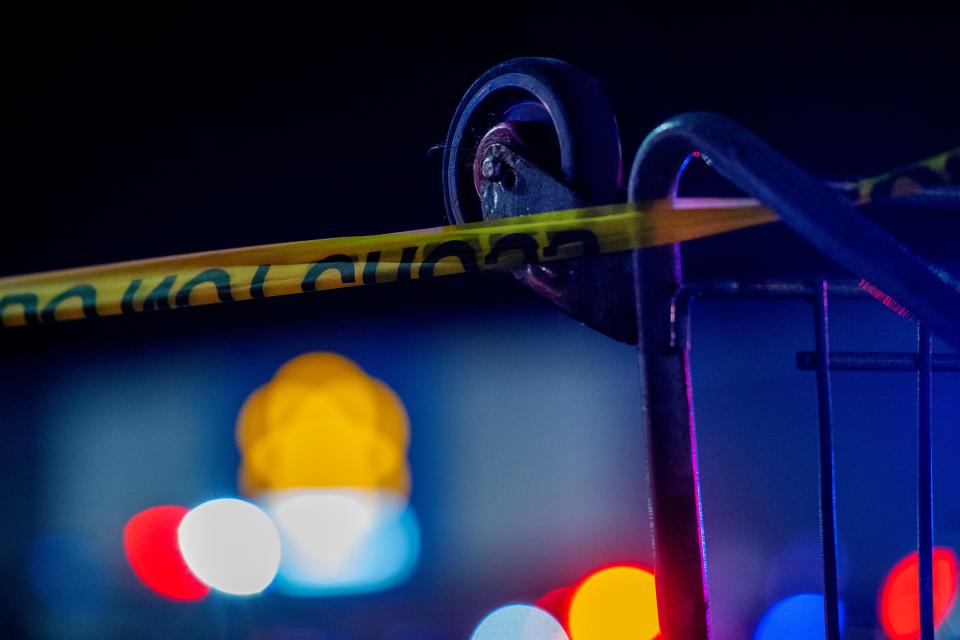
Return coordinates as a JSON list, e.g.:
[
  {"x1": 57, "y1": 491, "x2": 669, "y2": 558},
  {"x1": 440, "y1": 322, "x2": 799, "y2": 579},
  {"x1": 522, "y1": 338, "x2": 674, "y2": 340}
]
[
  {"x1": 879, "y1": 547, "x2": 958, "y2": 639},
  {"x1": 535, "y1": 585, "x2": 574, "y2": 632},
  {"x1": 123, "y1": 505, "x2": 210, "y2": 601}
]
